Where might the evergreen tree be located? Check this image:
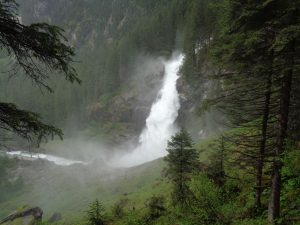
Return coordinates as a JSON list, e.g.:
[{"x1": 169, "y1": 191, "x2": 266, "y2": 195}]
[
  {"x1": 210, "y1": 0, "x2": 300, "y2": 222},
  {"x1": 164, "y1": 129, "x2": 199, "y2": 206},
  {"x1": 266, "y1": 1, "x2": 299, "y2": 222},
  {"x1": 205, "y1": 136, "x2": 226, "y2": 187},
  {"x1": 86, "y1": 199, "x2": 106, "y2": 225},
  {"x1": 209, "y1": 0, "x2": 277, "y2": 211}
]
